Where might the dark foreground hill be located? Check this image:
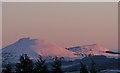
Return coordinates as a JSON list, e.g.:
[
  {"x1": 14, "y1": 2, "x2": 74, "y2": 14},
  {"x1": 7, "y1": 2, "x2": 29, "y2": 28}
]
[{"x1": 2, "y1": 55, "x2": 120, "y2": 73}]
